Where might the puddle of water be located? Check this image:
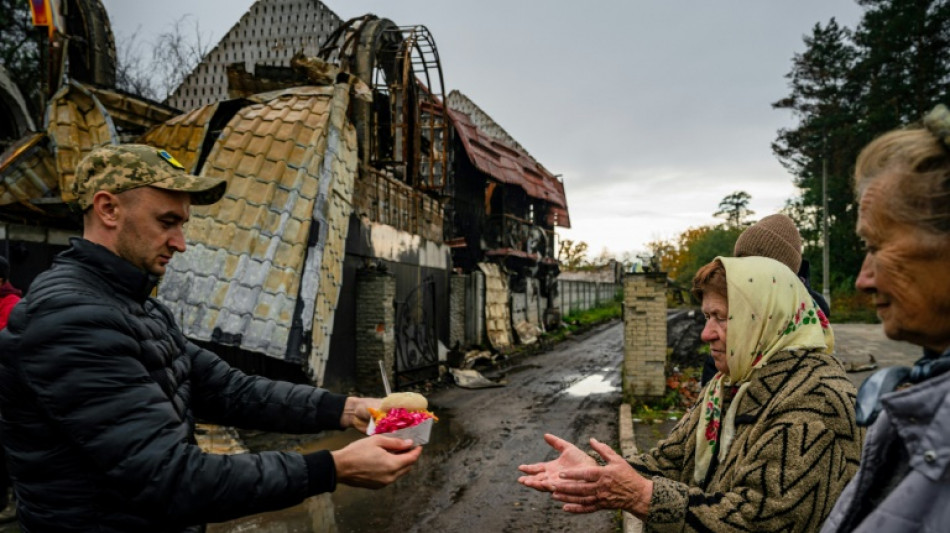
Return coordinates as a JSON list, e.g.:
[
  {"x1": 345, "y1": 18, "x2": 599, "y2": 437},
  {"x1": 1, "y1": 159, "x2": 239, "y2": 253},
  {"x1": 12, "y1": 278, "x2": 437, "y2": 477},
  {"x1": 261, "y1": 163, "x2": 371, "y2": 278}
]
[
  {"x1": 209, "y1": 405, "x2": 468, "y2": 533},
  {"x1": 563, "y1": 374, "x2": 617, "y2": 396}
]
